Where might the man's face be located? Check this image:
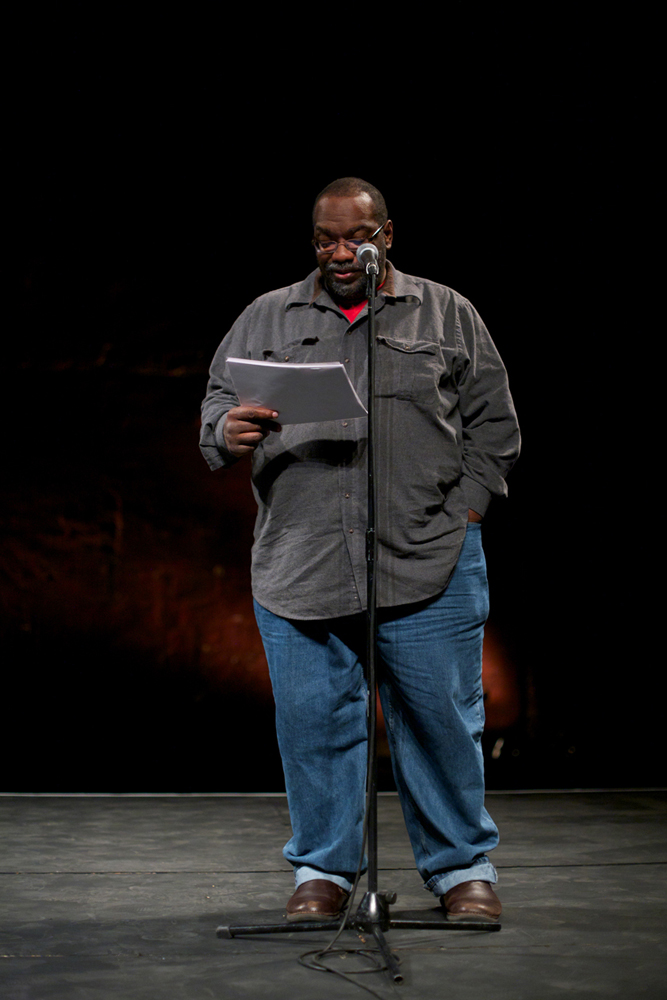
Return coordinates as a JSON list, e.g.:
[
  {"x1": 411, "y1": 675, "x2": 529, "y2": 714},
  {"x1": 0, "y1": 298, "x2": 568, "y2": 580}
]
[{"x1": 313, "y1": 193, "x2": 393, "y2": 306}]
